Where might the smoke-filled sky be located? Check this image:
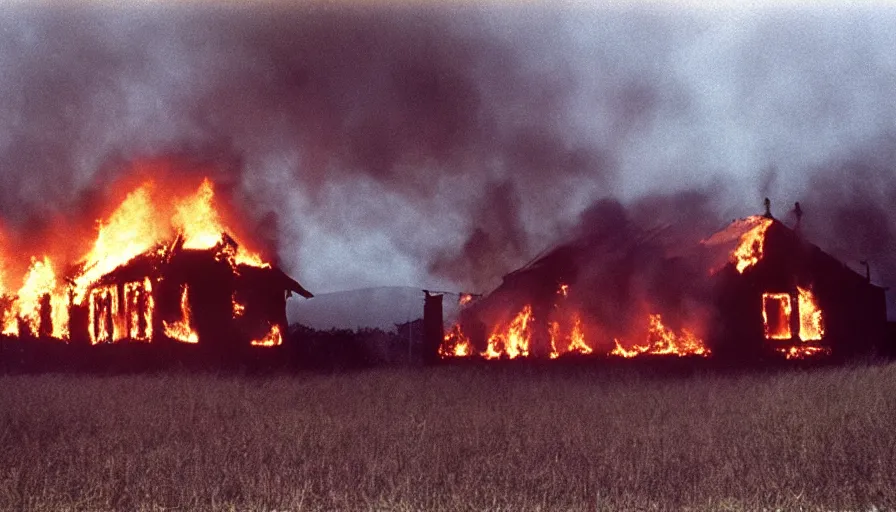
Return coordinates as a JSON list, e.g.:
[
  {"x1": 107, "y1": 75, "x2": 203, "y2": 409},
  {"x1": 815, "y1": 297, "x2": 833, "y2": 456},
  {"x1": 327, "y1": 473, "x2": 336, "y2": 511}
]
[{"x1": 1, "y1": 2, "x2": 895, "y2": 308}]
